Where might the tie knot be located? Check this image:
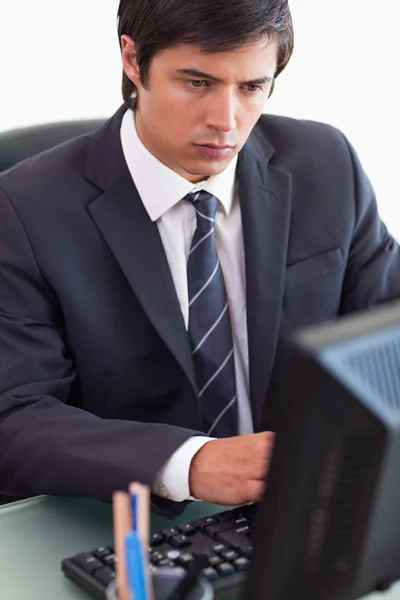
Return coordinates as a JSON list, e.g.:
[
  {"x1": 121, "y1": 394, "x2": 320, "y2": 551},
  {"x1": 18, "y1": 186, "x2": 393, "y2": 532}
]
[{"x1": 186, "y1": 191, "x2": 219, "y2": 225}]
